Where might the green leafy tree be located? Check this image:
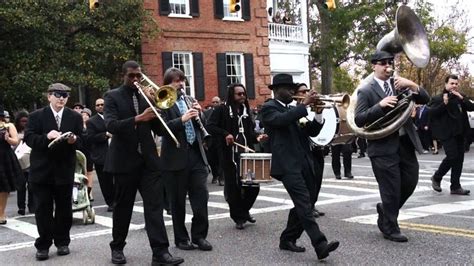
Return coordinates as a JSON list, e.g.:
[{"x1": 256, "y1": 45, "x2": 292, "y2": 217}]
[{"x1": 0, "y1": 0, "x2": 159, "y2": 111}]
